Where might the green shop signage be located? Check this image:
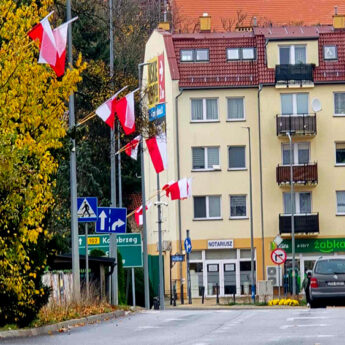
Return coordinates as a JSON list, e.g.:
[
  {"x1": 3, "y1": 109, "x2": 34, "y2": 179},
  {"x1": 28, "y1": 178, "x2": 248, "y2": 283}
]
[{"x1": 277, "y1": 238, "x2": 345, "y2": 254}]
